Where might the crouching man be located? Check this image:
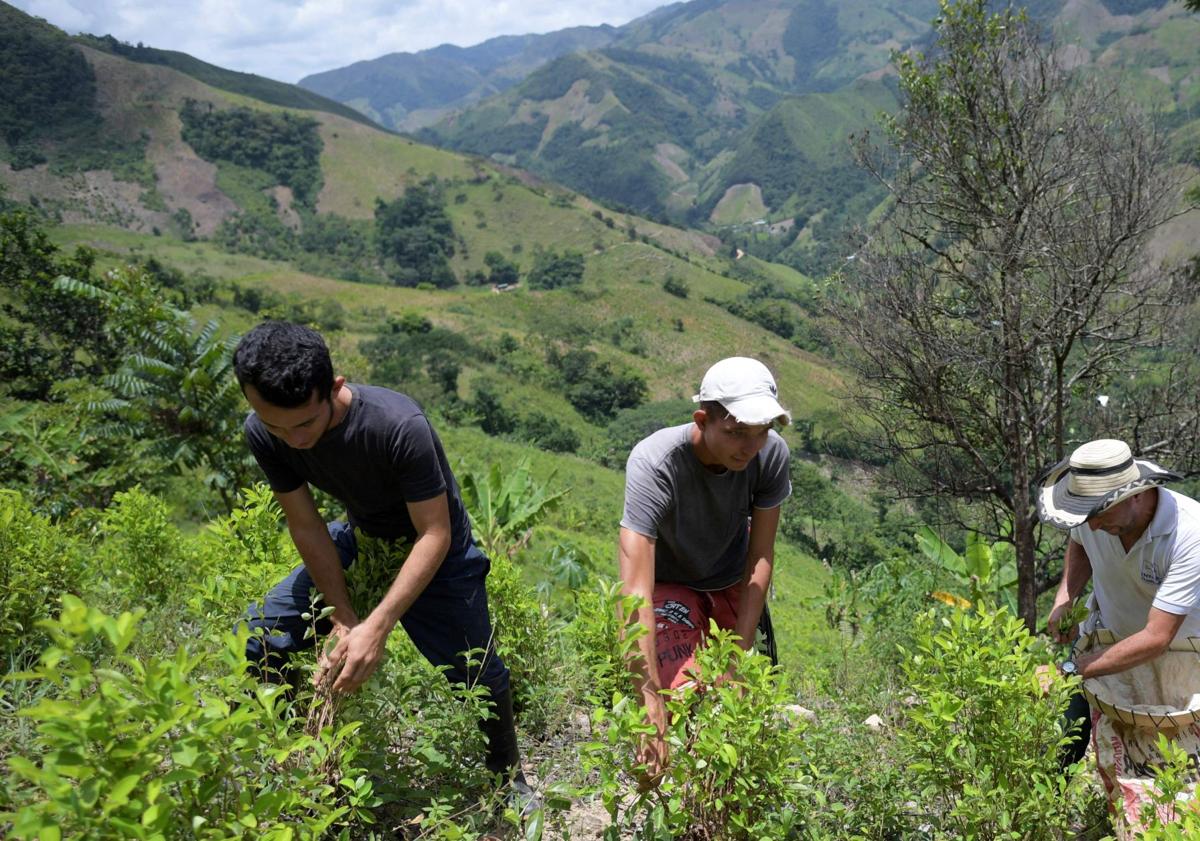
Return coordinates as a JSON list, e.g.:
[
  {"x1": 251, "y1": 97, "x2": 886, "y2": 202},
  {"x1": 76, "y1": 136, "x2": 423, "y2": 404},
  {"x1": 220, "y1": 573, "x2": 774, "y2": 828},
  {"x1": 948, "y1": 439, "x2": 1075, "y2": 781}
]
[
  {"x1": 232, "y1": 320, "x2": 535, "y2": 810},
  {"x1": 618, "y1": 357, "x2": 792, "y2": 783}
]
